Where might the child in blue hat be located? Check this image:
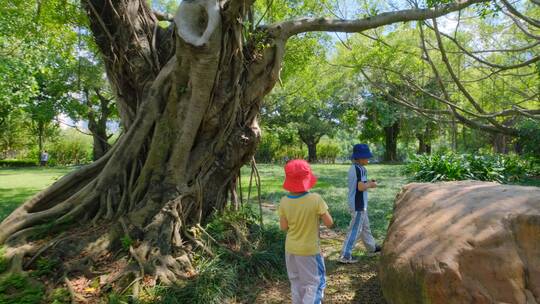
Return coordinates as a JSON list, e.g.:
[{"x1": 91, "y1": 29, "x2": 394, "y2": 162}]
[{"x1": 338, "y1": 144, "x2": 381, "y2": 263}]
